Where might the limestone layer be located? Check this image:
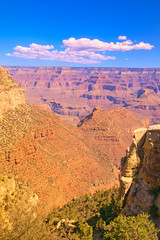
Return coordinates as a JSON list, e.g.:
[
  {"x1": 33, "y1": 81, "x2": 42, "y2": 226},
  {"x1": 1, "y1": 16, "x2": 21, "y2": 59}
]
[
  {"x1": 120, "y1": 125, "x2": 160, "y2": 226},
  {"x1": 5, "y1": 66, "x2": 160, "y2": 125}
]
